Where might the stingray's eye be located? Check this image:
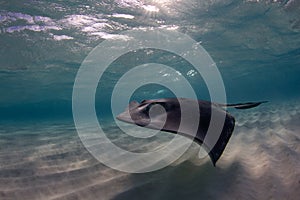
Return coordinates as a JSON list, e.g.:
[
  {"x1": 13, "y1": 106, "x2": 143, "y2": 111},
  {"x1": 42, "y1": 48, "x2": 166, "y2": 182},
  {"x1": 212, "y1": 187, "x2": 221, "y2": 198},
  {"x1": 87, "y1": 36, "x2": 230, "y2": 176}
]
[
  {"x1": 144, "y1": 103, "x2": 154, "y2": 113},
  {"x1": 143, "y1": 102, "x2": 161, "y2": 113},
  {"x1": 144, "y1": 102, "x2": 167, "y2": 115}
]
